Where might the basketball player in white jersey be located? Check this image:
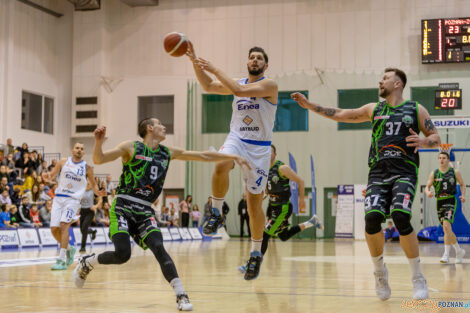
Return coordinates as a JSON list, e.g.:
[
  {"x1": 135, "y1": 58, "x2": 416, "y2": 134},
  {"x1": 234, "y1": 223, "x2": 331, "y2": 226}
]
[
  {"x1": 47, "y1": 142, "x2": 104, "y2": 270},
  {"x1": 187, "y1": 44, "x2": 278, "y2": 280}
]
